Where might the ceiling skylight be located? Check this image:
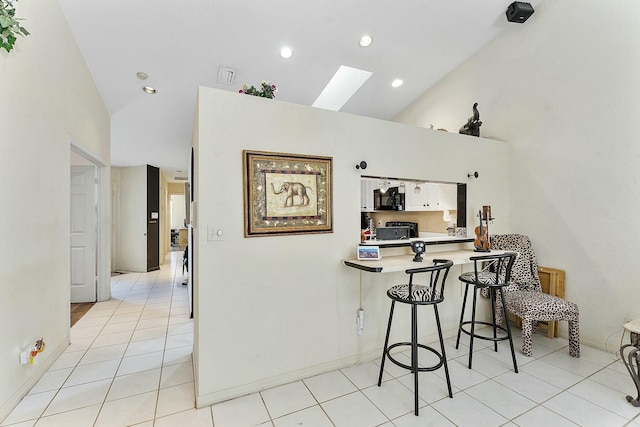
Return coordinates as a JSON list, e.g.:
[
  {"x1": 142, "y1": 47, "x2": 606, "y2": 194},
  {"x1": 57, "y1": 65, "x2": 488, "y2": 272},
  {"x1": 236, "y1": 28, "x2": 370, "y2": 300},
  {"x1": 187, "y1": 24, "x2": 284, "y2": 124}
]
[{"x1": 312, "y1": 65, "x2": 372, "y2": 111}]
